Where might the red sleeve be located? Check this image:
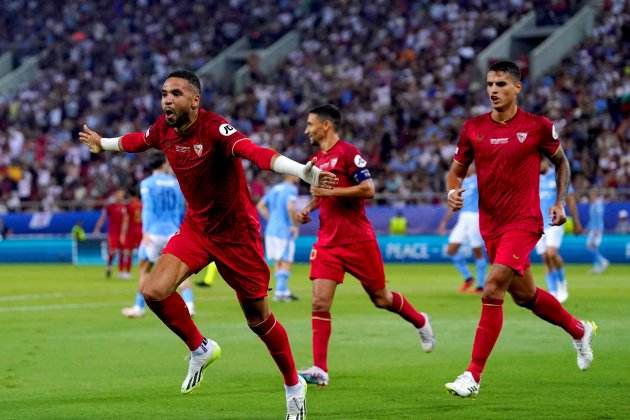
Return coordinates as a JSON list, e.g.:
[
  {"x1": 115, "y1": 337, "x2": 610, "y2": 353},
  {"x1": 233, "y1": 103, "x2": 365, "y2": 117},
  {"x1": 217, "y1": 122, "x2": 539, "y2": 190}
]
[
  {"x1": 538, "y1": 117, "x2": 561, "y2": 157},
  {"x1": 210, "y1": 116, "x2": 277, "y2": 169},
  {"x1": 232, "y1": 139, "x2": 277, "y2": 170},
  {"x1": 121, "y1": 132, "x2": 151, "y2": 152},
  {"x1": 453, "y1": 120, "x2": 474, "y2": 166}
]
